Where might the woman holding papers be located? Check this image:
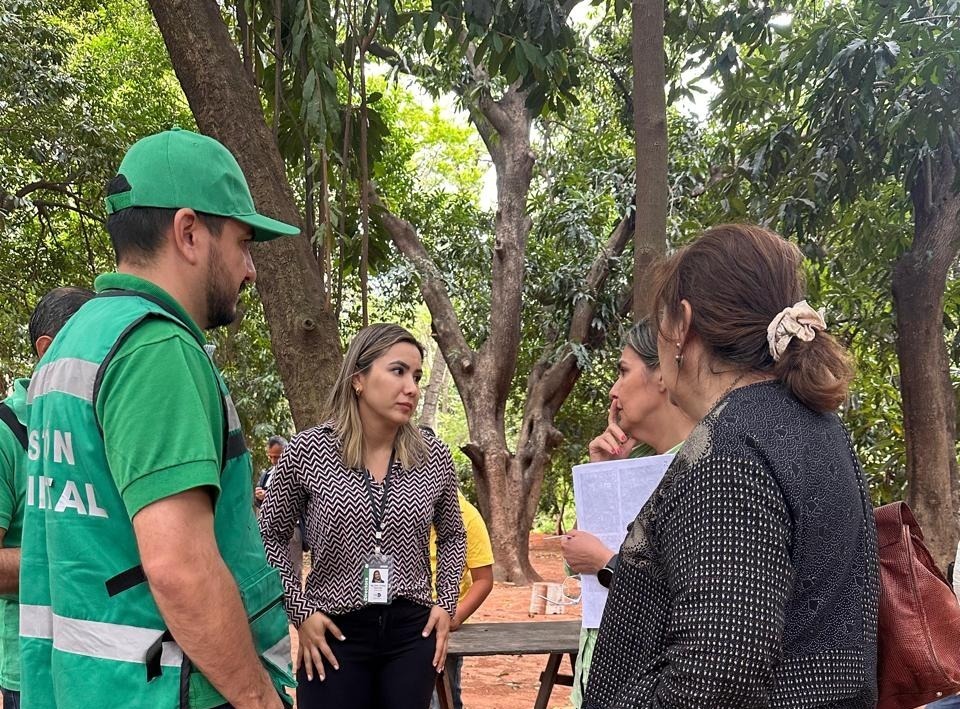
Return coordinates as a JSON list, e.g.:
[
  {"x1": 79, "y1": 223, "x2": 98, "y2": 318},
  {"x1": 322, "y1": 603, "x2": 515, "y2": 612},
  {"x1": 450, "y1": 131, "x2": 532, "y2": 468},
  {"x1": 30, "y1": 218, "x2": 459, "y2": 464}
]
[
  {"x1": 583, "y1": 224, "x2": 878, "y2": 708},
  {"x1": 561, "y1": 317, "x2": 694, "y2": 707}
]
